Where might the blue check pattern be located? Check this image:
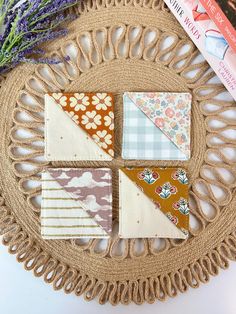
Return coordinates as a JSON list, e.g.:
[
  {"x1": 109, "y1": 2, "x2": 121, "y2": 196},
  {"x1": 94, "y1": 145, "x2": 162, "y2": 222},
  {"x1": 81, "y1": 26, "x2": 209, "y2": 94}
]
[{"x1": 122, "y1": 94, "x2": 187, "y2": 160}]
